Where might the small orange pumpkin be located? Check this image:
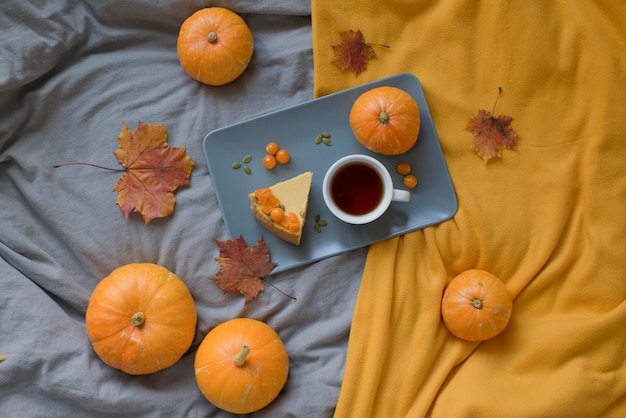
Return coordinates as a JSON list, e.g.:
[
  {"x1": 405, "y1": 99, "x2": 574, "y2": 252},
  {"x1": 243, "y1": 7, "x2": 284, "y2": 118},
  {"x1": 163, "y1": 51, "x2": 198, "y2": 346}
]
[
  {"x1": 349, "y1": 86, "x2": 421, "y2": 155},
  {"x1": 177, "y1": 7, "x2": 254, "y2": 86},
  {"x1": 441, "y1": 269, "x2": 513, "y2": 342},
  {"x1": 194, "y1": 318, "x2": 289, "y2": 414},
  {"x1": 85, "y1": 263, "x2": 197, "y2": 375}
]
